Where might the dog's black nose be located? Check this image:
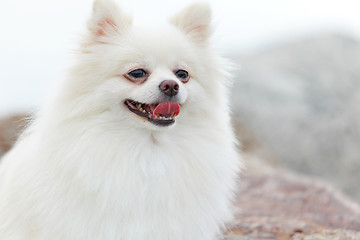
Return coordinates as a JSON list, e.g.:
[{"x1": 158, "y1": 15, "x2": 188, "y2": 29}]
[{"x1": 159, "y1": 80, "x2": 179, "y2": 97}]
